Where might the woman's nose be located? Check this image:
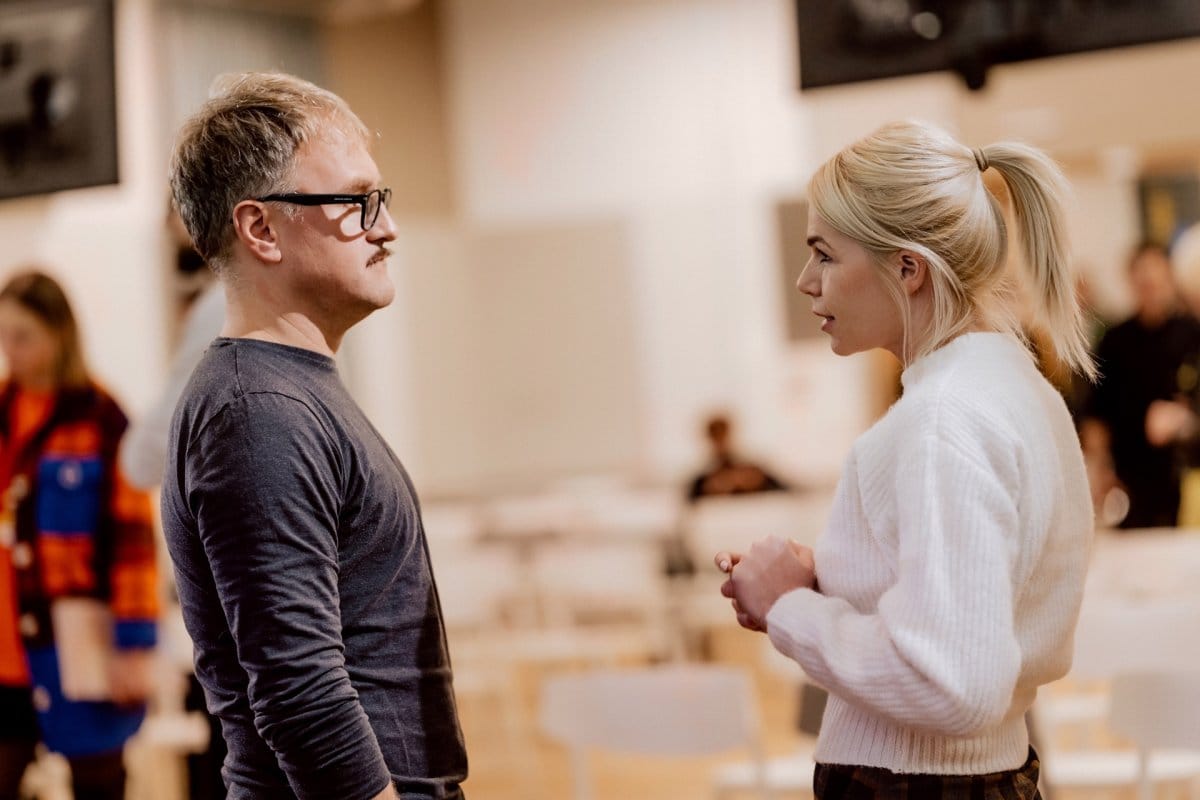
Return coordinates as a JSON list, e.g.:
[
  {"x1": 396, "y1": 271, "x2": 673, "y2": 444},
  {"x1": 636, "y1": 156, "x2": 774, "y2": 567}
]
[{"x1": 796, "y1": 262, "x2": 818, "y2": 297}]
